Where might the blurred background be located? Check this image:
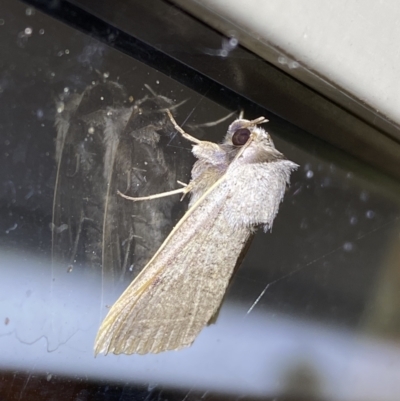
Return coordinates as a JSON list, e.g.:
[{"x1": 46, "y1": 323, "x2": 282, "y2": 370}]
[{"x1": 1, "y1": 1, "x2": 400, "y2": 400}]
